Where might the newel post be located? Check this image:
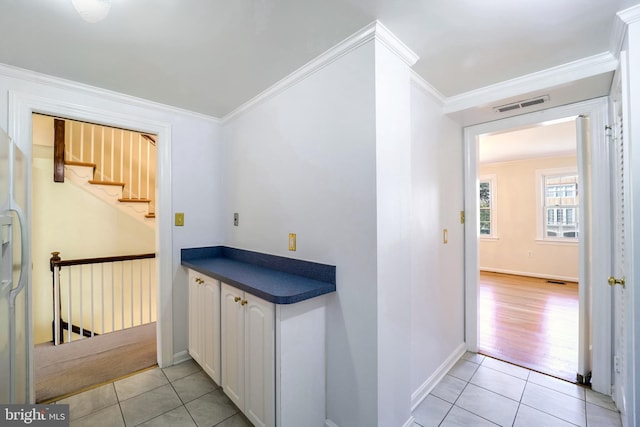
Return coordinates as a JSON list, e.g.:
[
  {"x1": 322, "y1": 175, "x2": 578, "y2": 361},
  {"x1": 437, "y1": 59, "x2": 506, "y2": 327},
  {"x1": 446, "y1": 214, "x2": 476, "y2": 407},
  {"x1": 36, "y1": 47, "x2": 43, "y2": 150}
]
[{"x1": 53, "y1": 119, "x2": 65, "y2": 183}]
